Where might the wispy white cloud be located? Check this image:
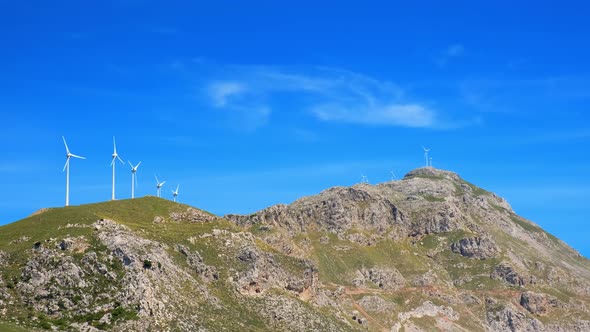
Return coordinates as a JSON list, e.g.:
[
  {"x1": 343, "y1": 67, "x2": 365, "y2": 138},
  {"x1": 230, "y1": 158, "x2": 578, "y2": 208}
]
[
  {"x1": 202, "y1": 65, "x2": 465, "y2": 130},
  {"x1": 312, "y1": 103, "x2": 435, "y2": 128},
  {"x1": 208, "y1": 81, "x2": 246, "y2": 107},
  {"x1": 436, "y1": 43, "x2": 465, "y2": 66}
]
